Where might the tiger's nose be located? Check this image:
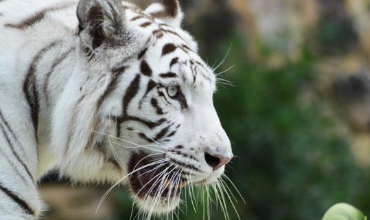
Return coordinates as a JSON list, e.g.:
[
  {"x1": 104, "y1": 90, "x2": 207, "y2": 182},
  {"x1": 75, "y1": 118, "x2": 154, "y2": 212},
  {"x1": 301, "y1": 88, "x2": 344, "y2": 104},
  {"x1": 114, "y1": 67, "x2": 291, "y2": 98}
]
[{"x1": 204, "y1": 151, "x2": 233, "y2": 170}]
